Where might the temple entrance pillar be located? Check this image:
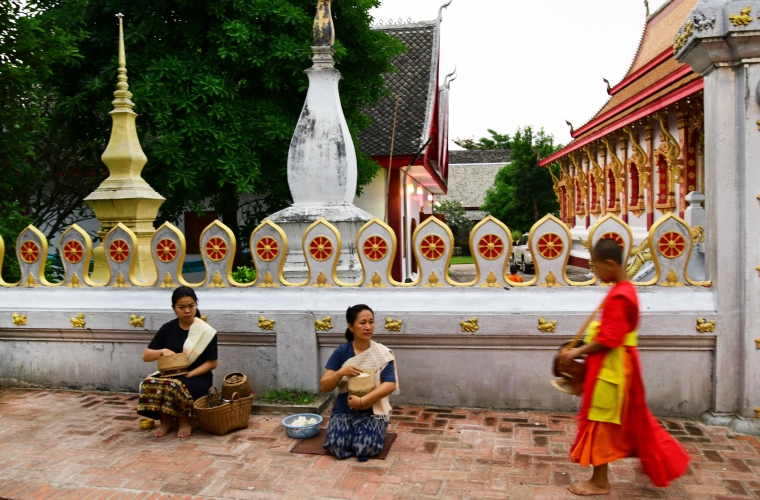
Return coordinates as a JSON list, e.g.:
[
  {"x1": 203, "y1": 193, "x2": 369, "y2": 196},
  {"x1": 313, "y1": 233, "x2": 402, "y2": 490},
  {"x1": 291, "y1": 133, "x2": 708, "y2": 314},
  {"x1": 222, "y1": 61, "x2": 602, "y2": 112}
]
[{"x1": 677, "y1": 1, "x2": 760, "y2": 427}]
